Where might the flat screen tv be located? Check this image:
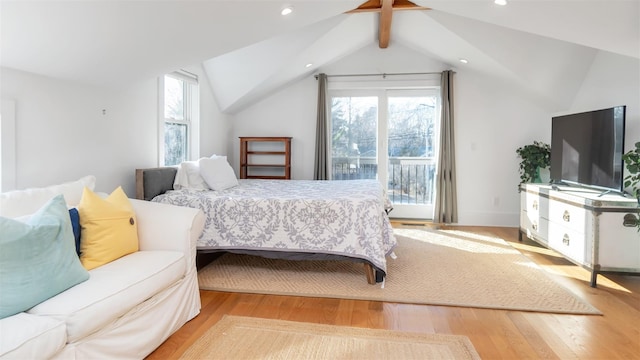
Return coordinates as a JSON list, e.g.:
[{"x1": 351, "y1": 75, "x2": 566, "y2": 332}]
[{"x1": 550, "y1": 105, "x2": 626, "y2": 193}]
